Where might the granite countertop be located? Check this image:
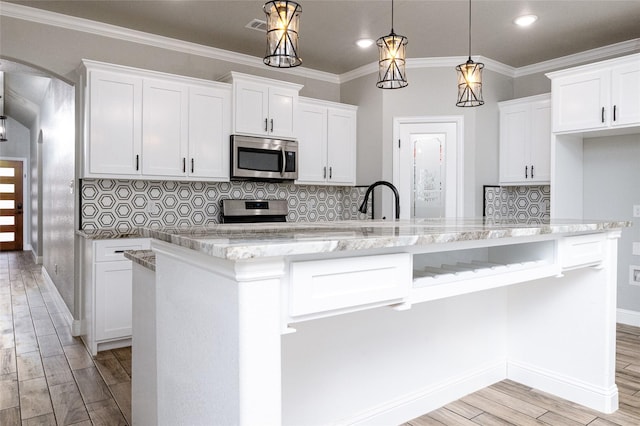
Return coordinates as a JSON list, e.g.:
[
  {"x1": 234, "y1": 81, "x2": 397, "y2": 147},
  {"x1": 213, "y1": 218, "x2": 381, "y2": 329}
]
[
  {"x1": 124, "y1": 250, "x2": 156, "y2": 271},
  {"x1": 76, "y1": 228, "x2": 143, "y2": 240},
  {"x1": 138, "y1": 218, "x2": 632, "y2": 261}
]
